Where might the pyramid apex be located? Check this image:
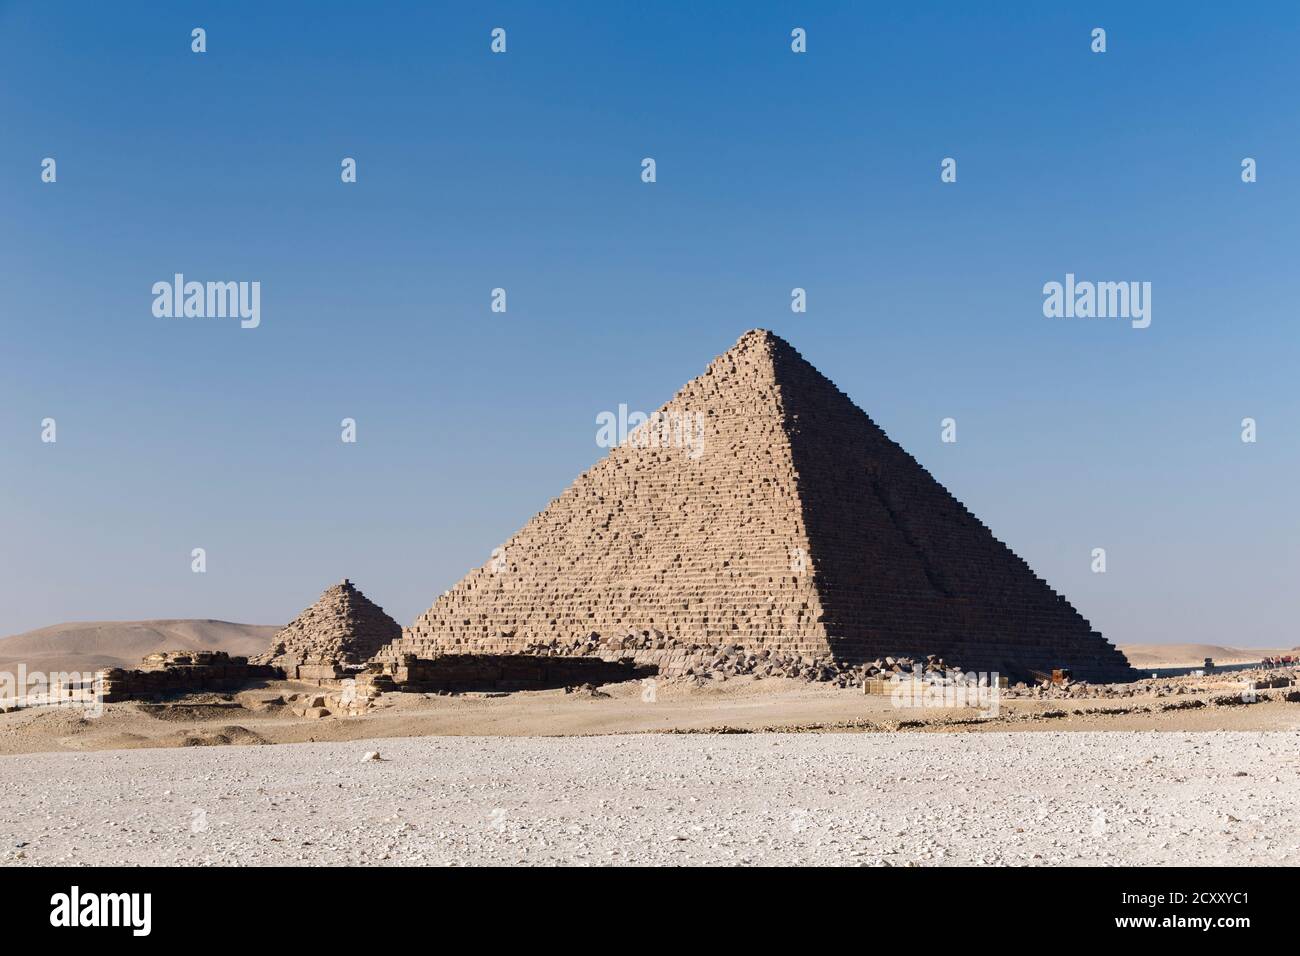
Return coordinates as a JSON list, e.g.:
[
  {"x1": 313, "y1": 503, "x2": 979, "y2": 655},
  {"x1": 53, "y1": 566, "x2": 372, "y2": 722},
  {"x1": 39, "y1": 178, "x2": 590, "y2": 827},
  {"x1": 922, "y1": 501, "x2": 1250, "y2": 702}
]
[
  {"x1": 722, "y1": 329, "x2": 790, "y2": 358},
  {"x1": 729, "y1": 328, "x2": 795, "y2": 354}
]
